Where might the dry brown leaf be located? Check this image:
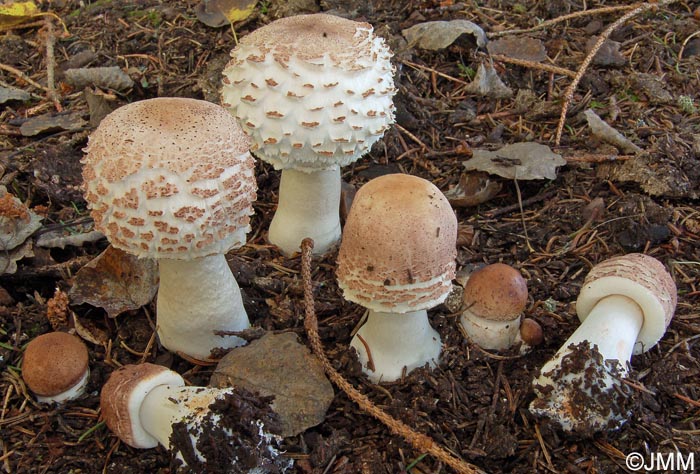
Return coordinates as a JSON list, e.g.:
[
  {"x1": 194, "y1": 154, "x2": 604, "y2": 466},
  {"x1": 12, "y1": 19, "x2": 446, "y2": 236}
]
[{"x1": 69, "y1": 245, "x2": 158, "y2": 318}]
